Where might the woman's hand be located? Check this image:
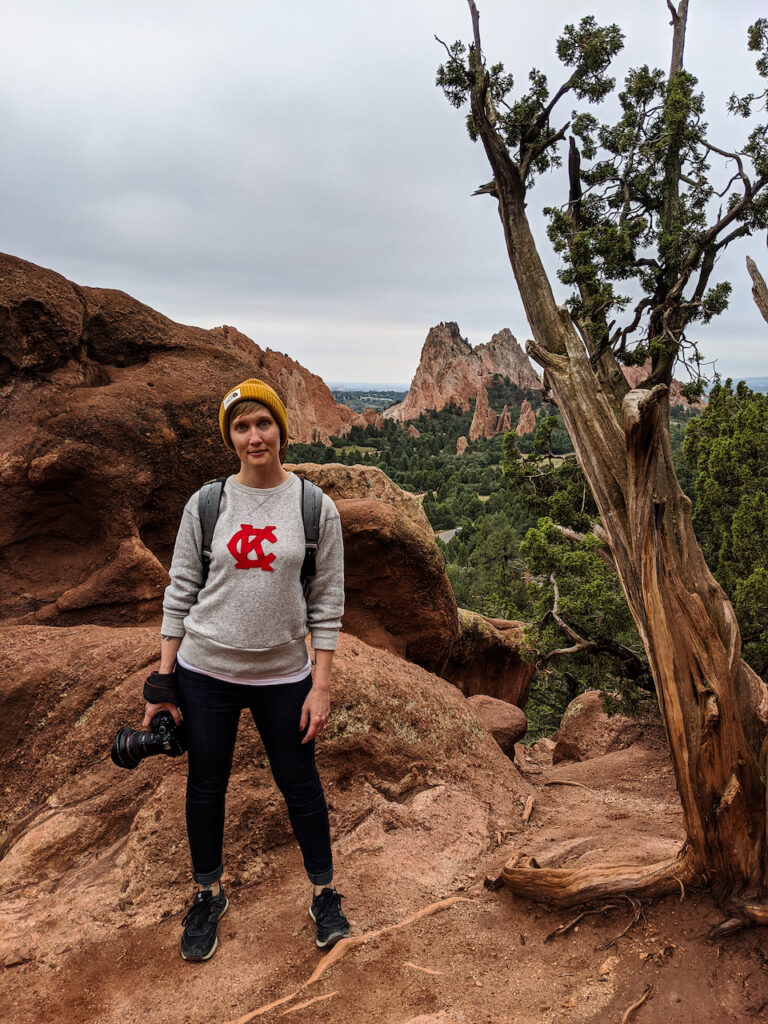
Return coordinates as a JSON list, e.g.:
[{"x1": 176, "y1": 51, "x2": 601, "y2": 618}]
[
  {"x1": 299, "y1": 684, "x2": 330, "y2": 744},
  {"x1": 142, "y1": 701, "x2": 182, "y2": 728}
]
